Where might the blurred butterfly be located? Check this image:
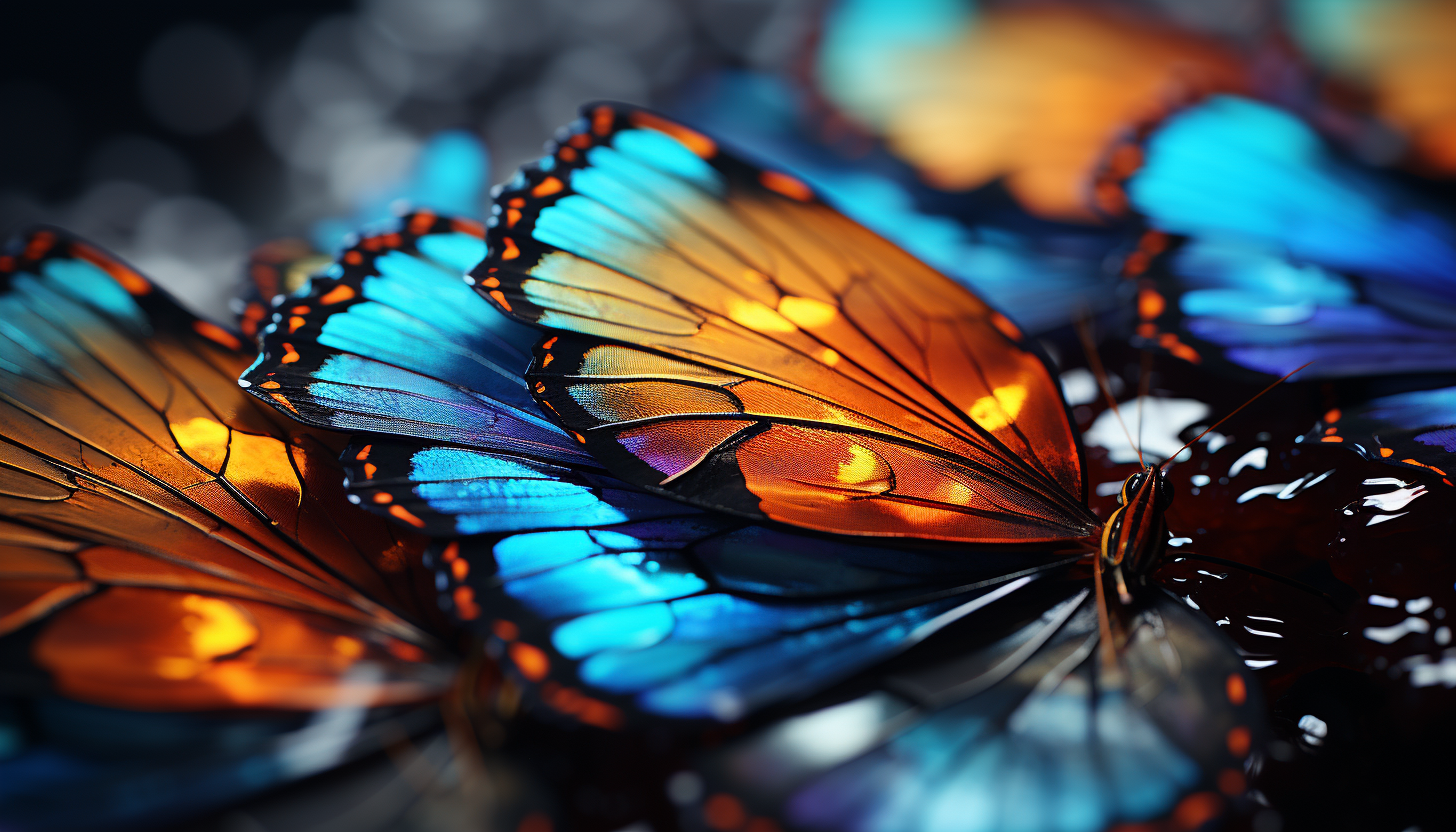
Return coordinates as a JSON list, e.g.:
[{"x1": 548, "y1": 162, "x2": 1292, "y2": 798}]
[
  {"x1": 0, "y1": 229, "x2": 507, "y2": 831},
  {"x1": 814, "y1": 0, "x2": 1248, "y2": 221},
  {"x1": 1285, "y1": 0, "x2": 1456, "y2": 176},
  {"x1": 1099, "y1": 95, "x2": 1456, "y2": 380},
  {"x1": 244, "y1": 104, "x2": 1267, "y2": 831}
]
